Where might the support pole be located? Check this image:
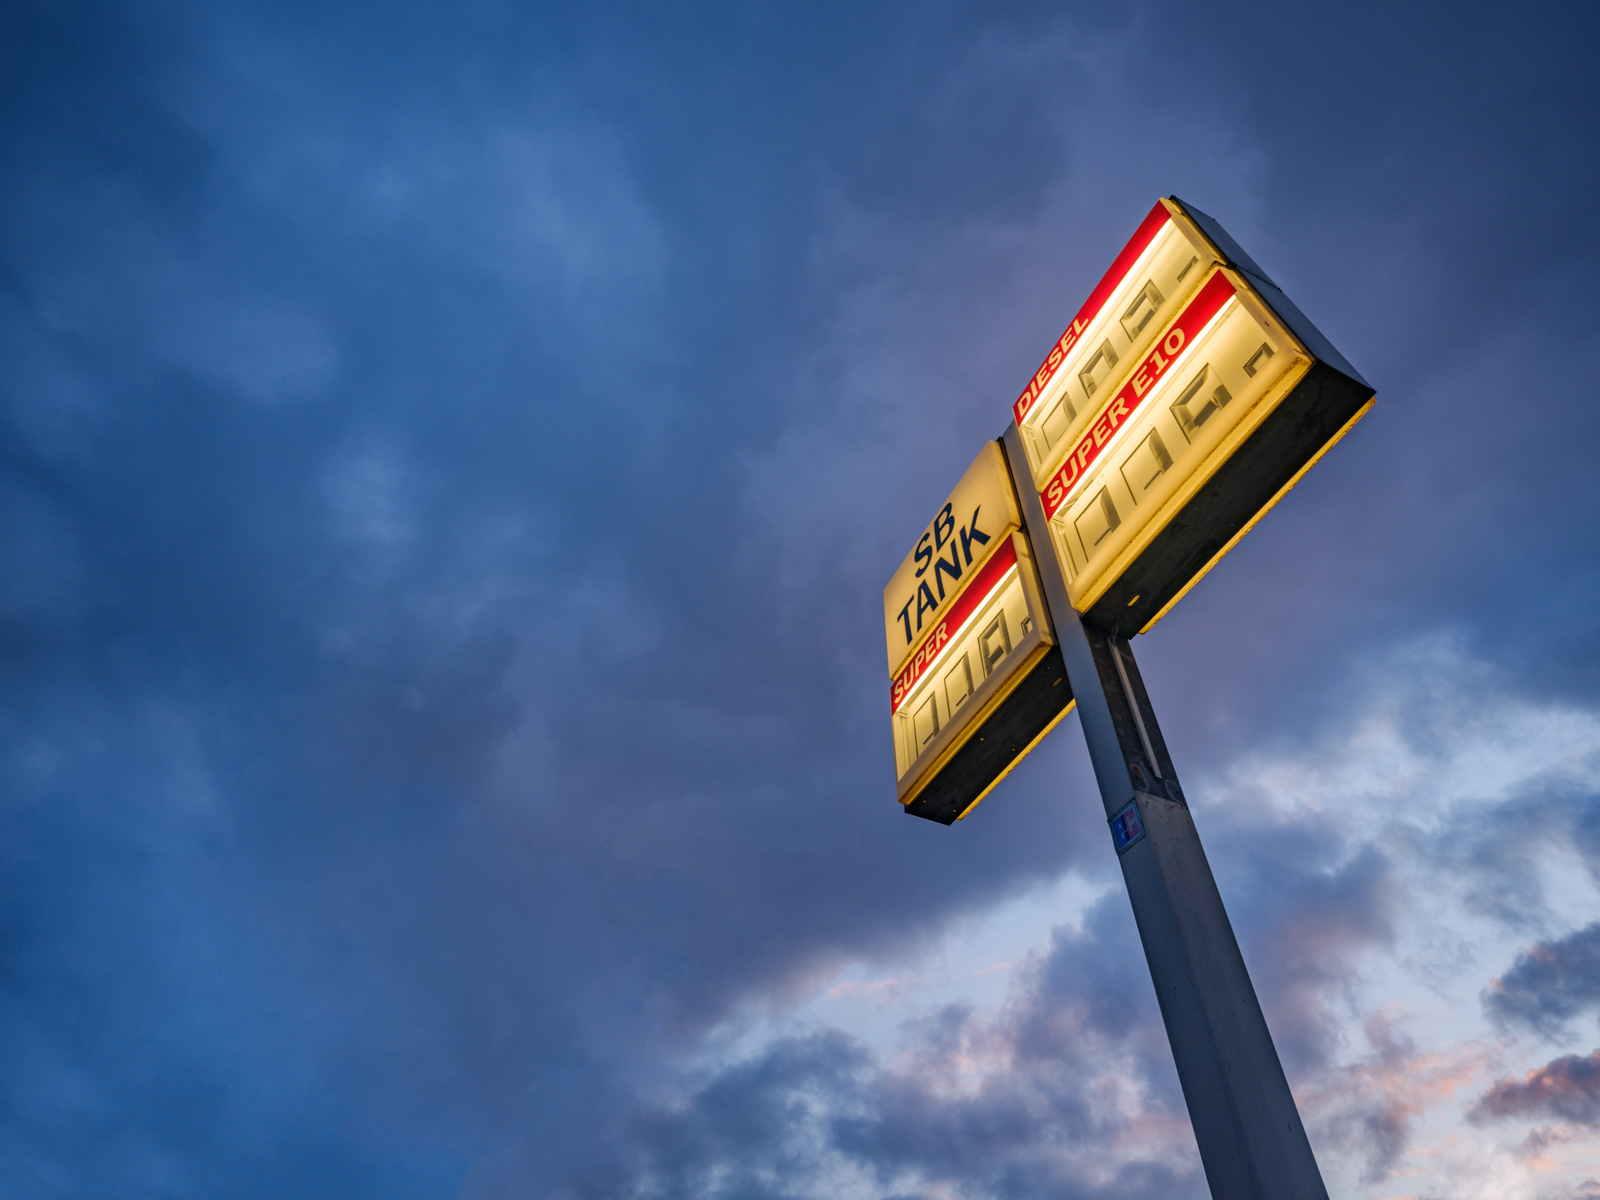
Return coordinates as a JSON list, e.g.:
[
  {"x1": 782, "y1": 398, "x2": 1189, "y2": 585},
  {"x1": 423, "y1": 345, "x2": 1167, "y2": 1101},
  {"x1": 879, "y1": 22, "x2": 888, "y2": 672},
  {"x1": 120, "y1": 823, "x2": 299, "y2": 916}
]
[{"x1": 1001, "y1": 425, "x2": 1328, "y2": 1200}]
